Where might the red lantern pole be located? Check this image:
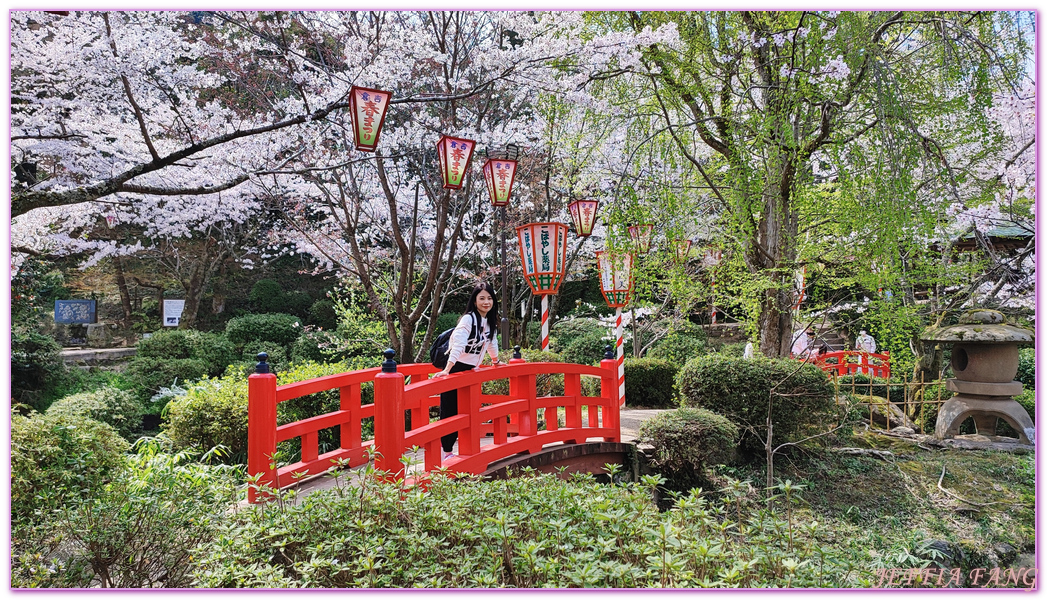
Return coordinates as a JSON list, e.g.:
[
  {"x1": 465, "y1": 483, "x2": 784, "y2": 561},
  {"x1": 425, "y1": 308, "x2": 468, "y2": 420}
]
[
  {"x1": 517, "y1": 223, "x2": 569, "y2": 353},
  {"x1": 597, "y1": 251, "x2": 633, "y2": 407}
]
